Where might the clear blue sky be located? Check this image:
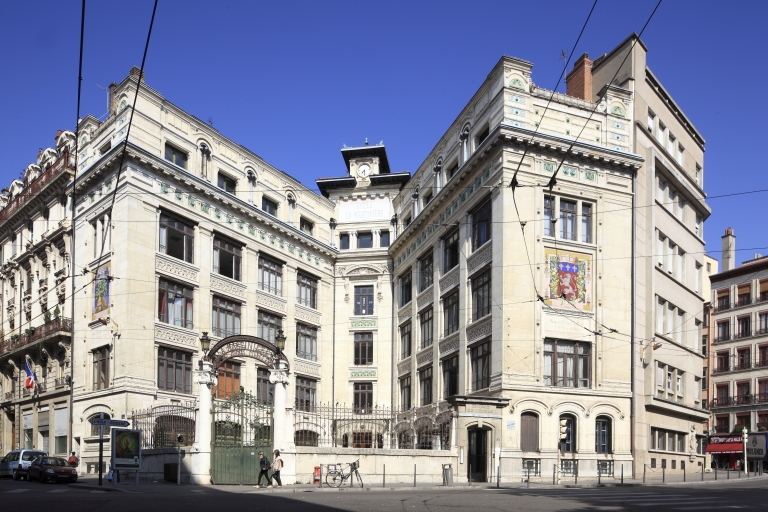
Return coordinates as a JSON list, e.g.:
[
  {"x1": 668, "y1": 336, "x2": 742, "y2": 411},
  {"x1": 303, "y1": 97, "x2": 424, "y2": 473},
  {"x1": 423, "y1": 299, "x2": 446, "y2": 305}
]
[{"x1": 1, "y1": 0, "x2": 765, "y2": 268}]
